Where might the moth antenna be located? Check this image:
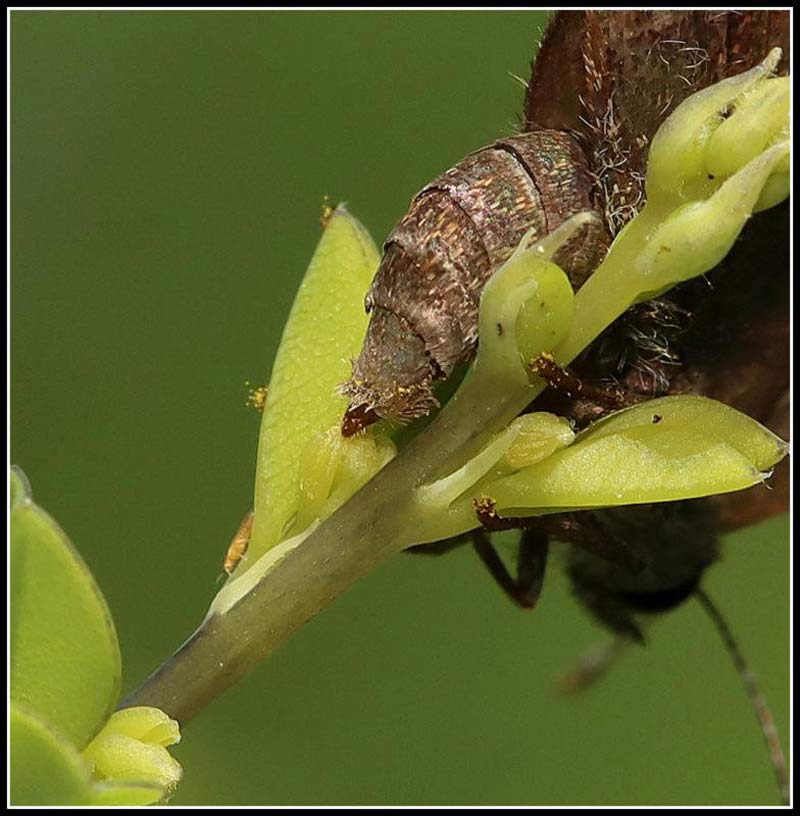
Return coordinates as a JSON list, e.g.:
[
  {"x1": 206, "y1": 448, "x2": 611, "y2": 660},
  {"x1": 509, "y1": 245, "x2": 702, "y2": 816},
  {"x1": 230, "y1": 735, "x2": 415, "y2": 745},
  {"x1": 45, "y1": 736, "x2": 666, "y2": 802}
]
[{"x1": 695, "y1": 588, "x2": 789, "y2": 805}]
